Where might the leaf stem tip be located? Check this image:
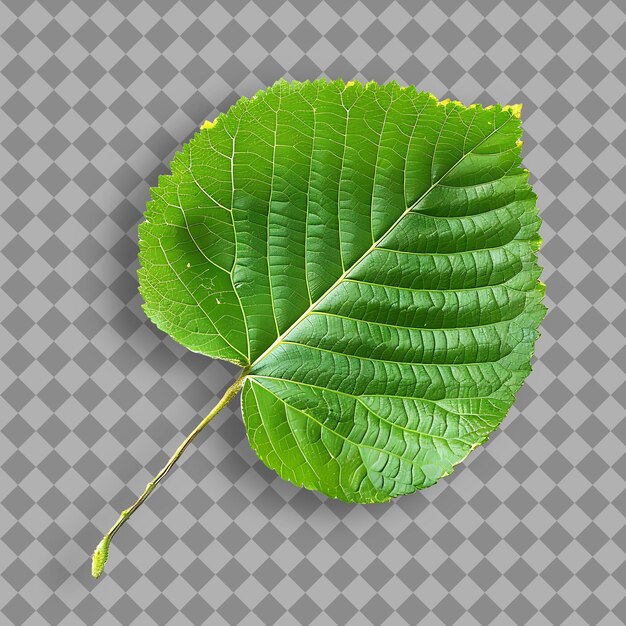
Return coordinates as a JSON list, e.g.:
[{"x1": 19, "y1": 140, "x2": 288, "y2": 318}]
[{"x1": 92, "y1": 536, "x2": 110, "y2": 579}]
